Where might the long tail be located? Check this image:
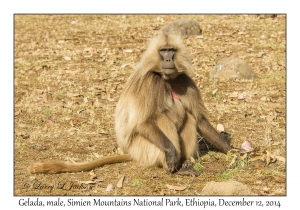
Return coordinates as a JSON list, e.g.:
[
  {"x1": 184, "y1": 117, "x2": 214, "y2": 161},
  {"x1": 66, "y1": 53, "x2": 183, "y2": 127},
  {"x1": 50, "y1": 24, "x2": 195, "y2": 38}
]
[{"x1": 27, "y1": 154, "x2": 132, "y2": 174}]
